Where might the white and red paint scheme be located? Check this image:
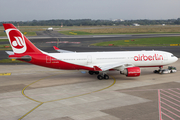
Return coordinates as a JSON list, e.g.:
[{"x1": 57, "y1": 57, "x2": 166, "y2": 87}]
[{"x1": 3, "y1": 24, "x2": 178, "y2": 80}]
